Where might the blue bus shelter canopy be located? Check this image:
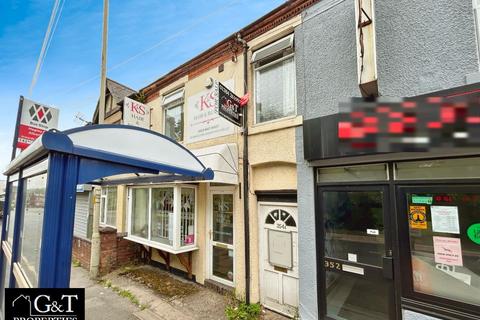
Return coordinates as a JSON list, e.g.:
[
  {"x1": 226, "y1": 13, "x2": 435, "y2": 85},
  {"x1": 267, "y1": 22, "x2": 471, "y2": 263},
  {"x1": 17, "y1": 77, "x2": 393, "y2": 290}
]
[{"x1": 4, "y1": 125, "x2": 214, "y2": 183}]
